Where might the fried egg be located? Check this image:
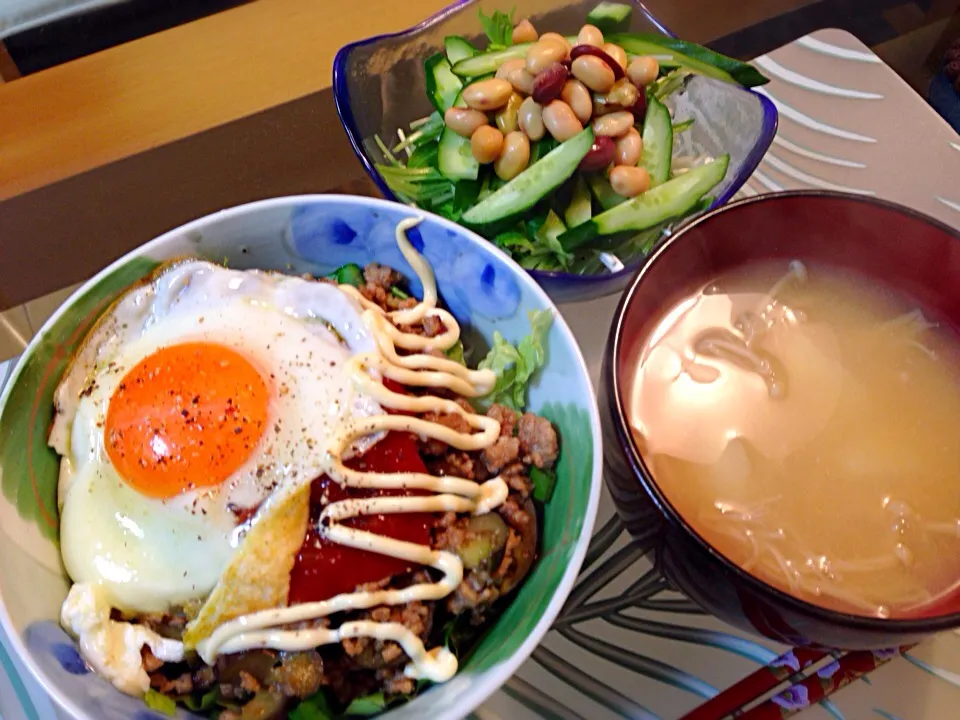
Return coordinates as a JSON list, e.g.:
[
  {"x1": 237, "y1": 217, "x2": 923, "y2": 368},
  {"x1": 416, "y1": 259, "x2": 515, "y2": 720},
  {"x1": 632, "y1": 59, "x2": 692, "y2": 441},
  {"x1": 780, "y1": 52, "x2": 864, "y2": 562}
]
[{"x1": 51, "y1": 260, "x2": 382, "y2": 613}]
